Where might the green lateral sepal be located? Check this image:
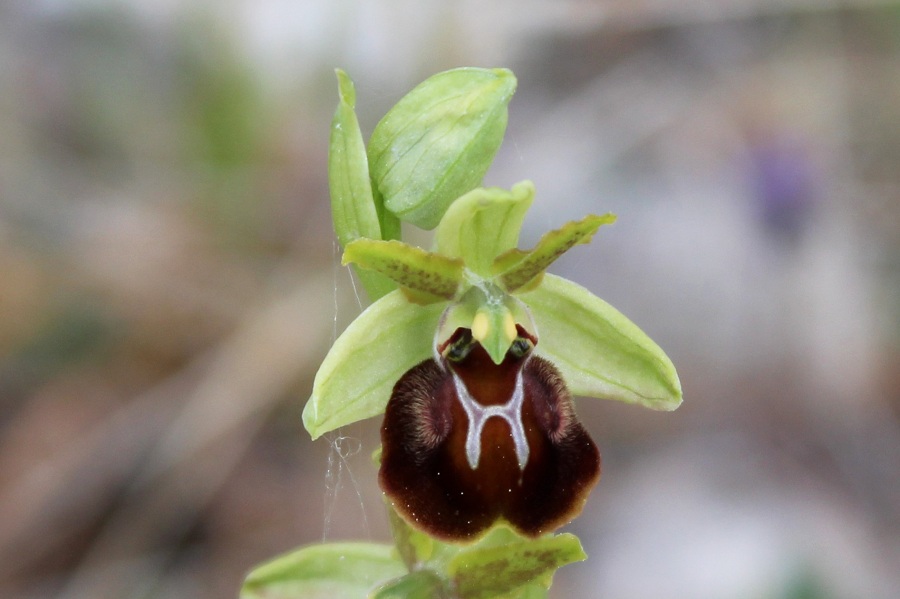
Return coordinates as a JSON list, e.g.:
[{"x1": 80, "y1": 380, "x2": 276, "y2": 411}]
[
  {"x1": 302, "y1": 290, "x2": 443, "y2": 439},
  {"x1": 522, "y1": 274, "x2": 682, "y2": 410}
]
